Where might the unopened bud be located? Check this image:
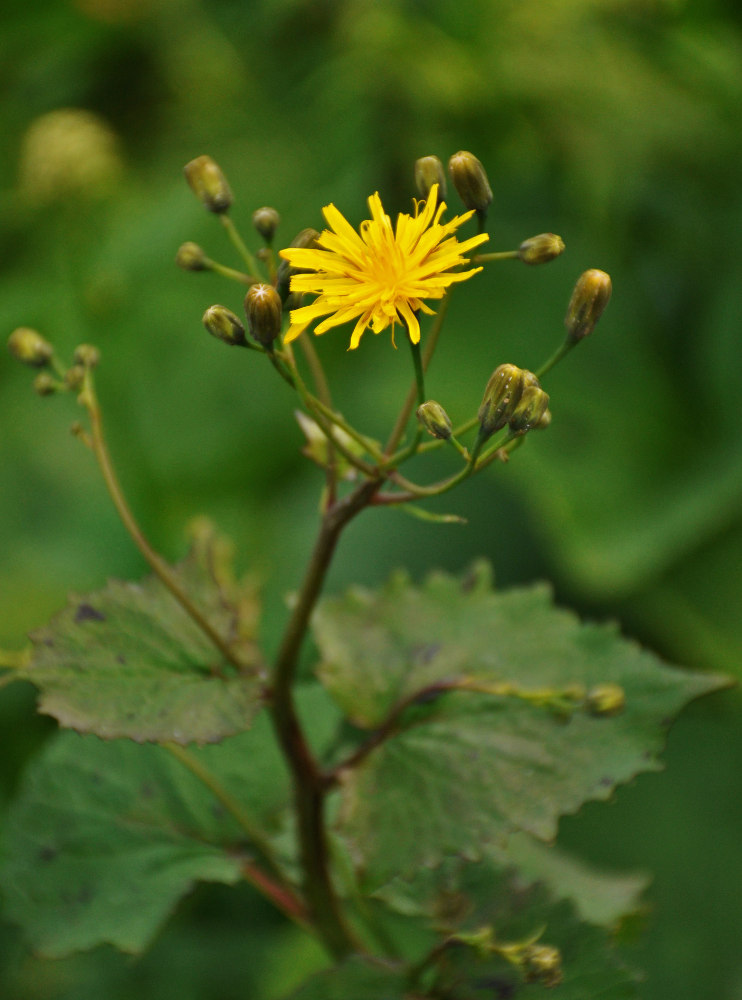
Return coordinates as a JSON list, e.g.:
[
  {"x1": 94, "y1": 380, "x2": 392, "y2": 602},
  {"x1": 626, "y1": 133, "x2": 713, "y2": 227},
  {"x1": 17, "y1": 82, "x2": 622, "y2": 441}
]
[
  {"x1": 176, "y1": 242, "x2": 207, "y2": 271},
  {"x1": 244, "y1": 284, "x2": 282, "y2": 349},
  {"x1": 33, "y1": 372, "x2": 56, "y2": 396},
  {"x1": 478, "y1": 363, "x2": 526, "y2": 438},
  {"x1": 586, "y1": 683, "x2": 625, "y2": 717},
  {"x1": 448, "y1": 151, "x2": 492, "y2": 216},
  {"x1": 252, "y1": 207, "x2": 280, "y2": 244},
  {"x1": 277, "y1": 228, "x2": 320, "y2": 300},
  {"x1": 64, "y1": 365, "x2": 86, "y2": 391},
  {"x1": 509, "y1": 384, "x2": 550, "y2": 434},
  {"x1": 417, "y1": 400, "x2": 452, "y2": 440},
  {"x1": 565, "y1": 269, "x2": 612, "y2": 342},
  {"x1": 202, "y1": 305, "x2": 246, "y2": 347},
  {"x1": 414, "y1": 156, "x2": 447, "y2": 203},
  {"x1": 518, "y1": 233, "x2": 565, "y2": 265},
  {"x1": 73, "y1": 344, "x2": 100, "y2": 368},
  {"x1": 532, "y1": 407, "x2": 552, "y2": 430},
  {"x1": 523, "y1": 944, "x2": 562, "y2": 988},
  {"x1": 8, "y1": 327, "x2": 53, "y2": 367},
  {"x1": 183, "y1": 155, "x2": 233, "y2": 214}
]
